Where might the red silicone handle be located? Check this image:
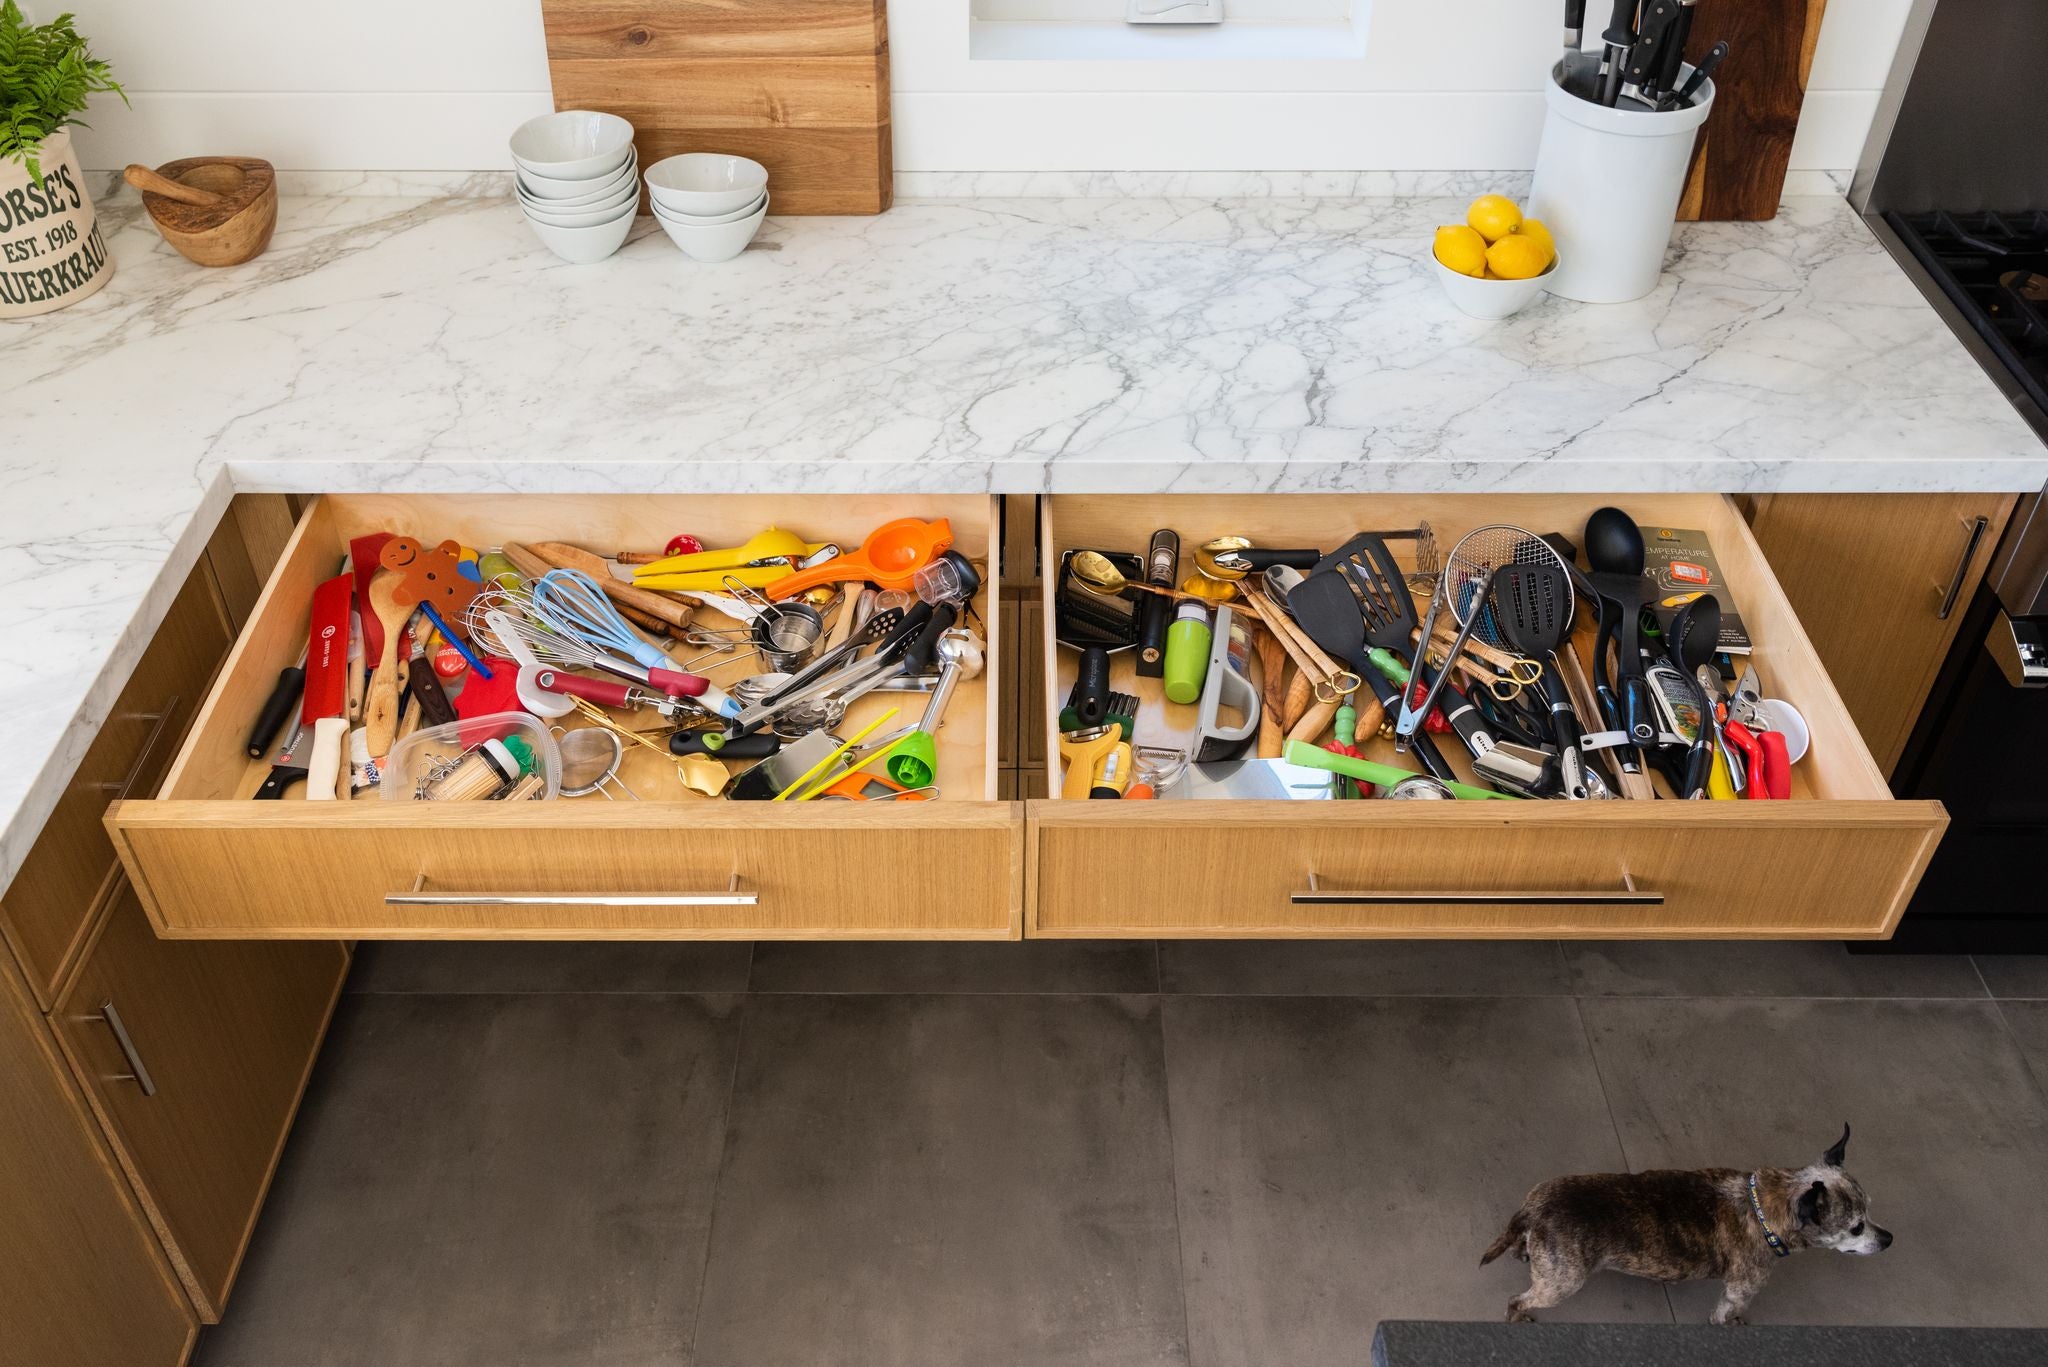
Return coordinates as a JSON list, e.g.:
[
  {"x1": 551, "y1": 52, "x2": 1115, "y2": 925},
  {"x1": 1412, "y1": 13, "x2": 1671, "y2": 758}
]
[
  {"x1": 1725, "y1": 721, "x2": 1766, "y2": 800},
  {"x1": 1755, "y1": 730, "x2": 1792, "y2": 800},
  {"x1": 644, "y1": 666, "x2": 708, "y2": 698},
  {"x1": 536, "y1": 670, "x2": 634, "y2": 708}
]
